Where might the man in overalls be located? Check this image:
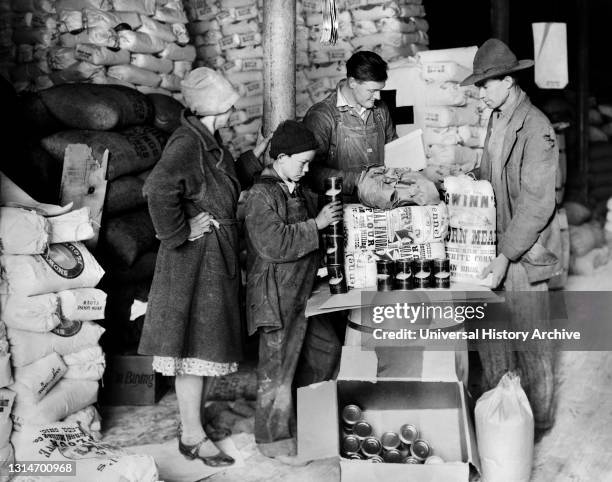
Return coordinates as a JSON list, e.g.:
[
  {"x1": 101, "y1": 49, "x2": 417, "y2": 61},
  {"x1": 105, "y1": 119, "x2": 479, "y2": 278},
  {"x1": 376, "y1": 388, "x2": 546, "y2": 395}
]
[
  {"x1": 300, "y1": 52, "x2": 399, "y2": 382},
  {"x1": 304, "y1": 50, "x2": 398, "y2": 201}
]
